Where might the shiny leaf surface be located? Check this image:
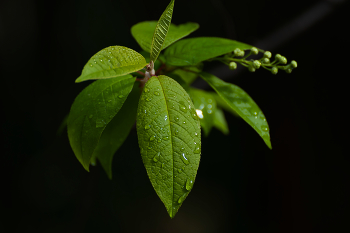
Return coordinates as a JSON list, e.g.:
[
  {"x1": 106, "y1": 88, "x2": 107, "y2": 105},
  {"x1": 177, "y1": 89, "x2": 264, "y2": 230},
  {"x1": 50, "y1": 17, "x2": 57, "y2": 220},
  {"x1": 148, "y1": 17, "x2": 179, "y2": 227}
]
[
  {"x1": 76, "y1": 46, "x2": 147, "y2": 82},
  {"x1": 68, "y1": 75, "x2": 135, "y2": 171},
  {"x1": 136, "y1": 75, "x2": 201, "y2": 218},
  {"x1": 199, "y1": 72, "x2": 271, "y2": 149}
]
